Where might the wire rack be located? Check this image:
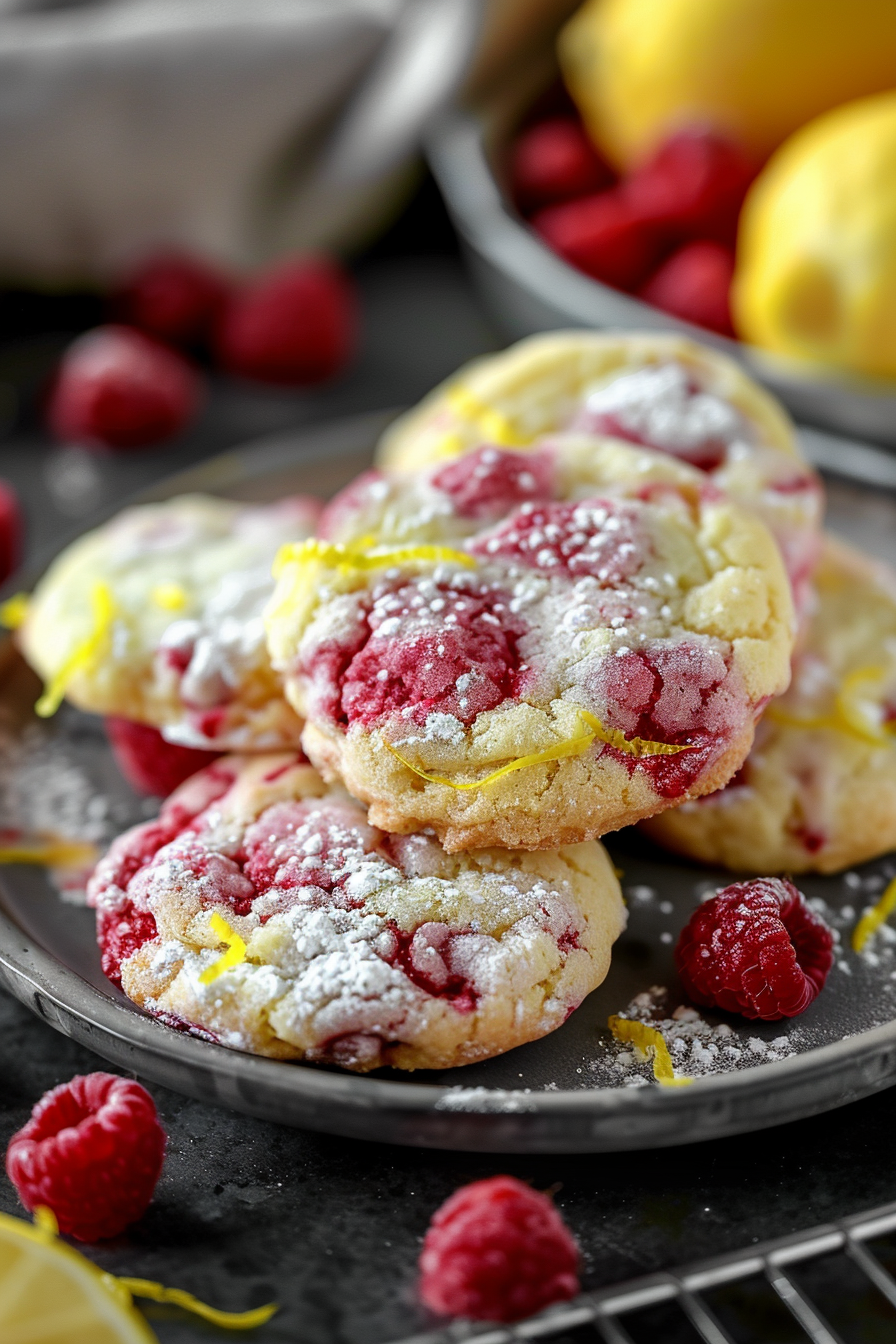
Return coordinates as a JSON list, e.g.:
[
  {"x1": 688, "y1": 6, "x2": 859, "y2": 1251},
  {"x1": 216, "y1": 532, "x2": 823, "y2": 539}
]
[{"x1": 392, "y1": 1198, "x2": 896, "y2": 1344}]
